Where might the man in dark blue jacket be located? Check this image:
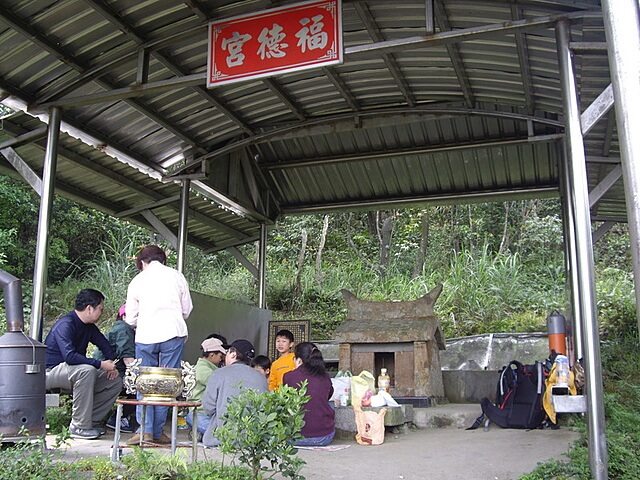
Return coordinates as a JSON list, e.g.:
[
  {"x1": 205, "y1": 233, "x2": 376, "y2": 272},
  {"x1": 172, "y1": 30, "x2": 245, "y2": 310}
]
[{"x1": 45, "y1": 289, "x2": 122, "y2": 439}]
